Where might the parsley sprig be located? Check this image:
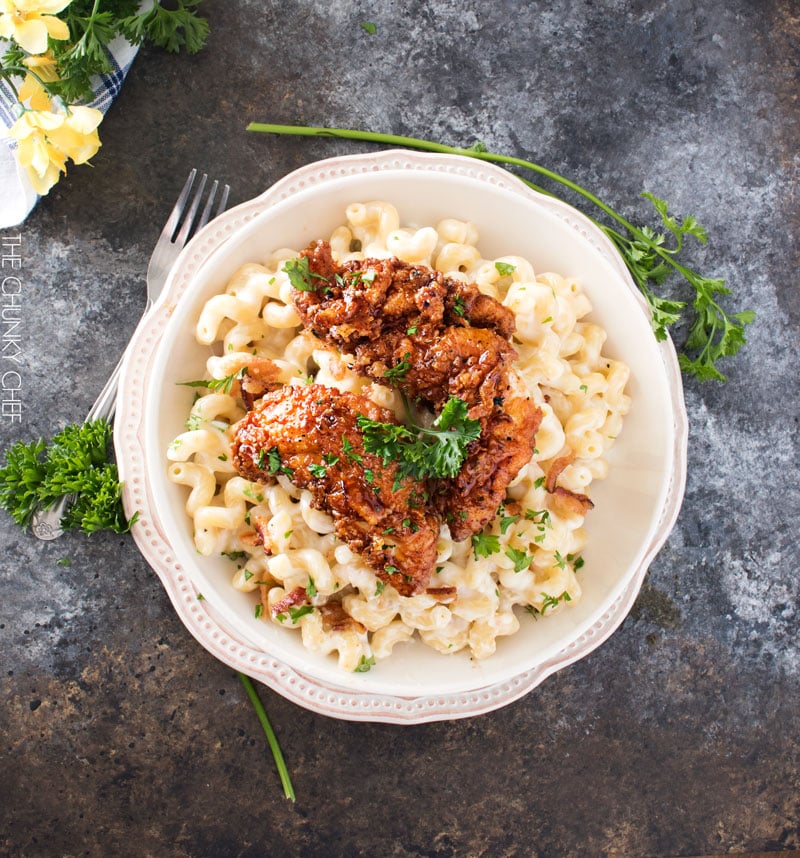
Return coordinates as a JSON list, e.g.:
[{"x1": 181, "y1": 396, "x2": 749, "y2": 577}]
[
  {"x1": 356, "y1": 396, "x2": 480, "y2": 480},
  {"x1": 0, "y1": 418, "x2": 134, "y2": 533},
  {"x1": 284, "y1": 256, "x2": 331, "y2": 293},
  {"x1": 178, "y1": 367, "x2": 247, "y2": 395},
  {"x1": 247, "y1": 123, "x2": 755, "y2": 381}
]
